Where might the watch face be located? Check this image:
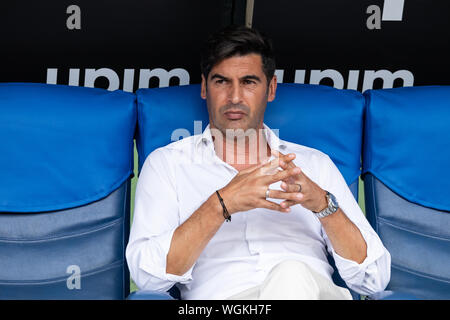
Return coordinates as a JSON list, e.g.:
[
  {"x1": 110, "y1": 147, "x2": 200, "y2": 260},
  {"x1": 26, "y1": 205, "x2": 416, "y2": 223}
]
[
  {"x1": 316, "y1": 191, "x2": 338, "y2": 218},
  {"x1": 330, "y1": 193, "x2": 337, "y2": 205},
  {"x1": 328, "y1": 192, "x2": 339, "y2": 212}
]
